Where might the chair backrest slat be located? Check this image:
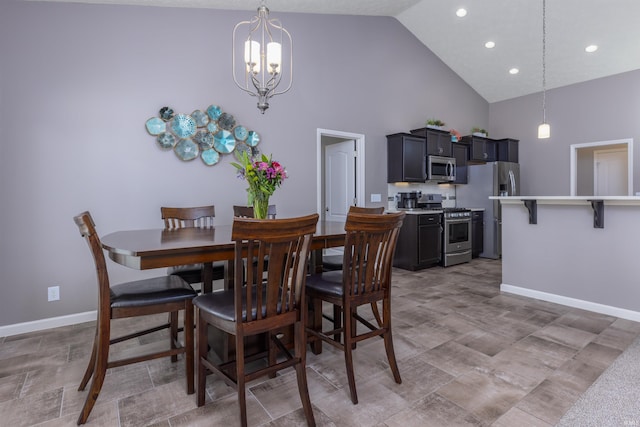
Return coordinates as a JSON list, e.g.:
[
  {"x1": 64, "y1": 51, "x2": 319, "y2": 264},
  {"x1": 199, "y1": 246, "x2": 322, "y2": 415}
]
[
  {"x1": 161, "y1": 206, "x2": 216, "y2": 229},
  {"x1": 342, "y1": 212, "x2": 405, "y2": 297},
  {"x1": 232, "y1": 214, "x2": 318, "y2": 324}
]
